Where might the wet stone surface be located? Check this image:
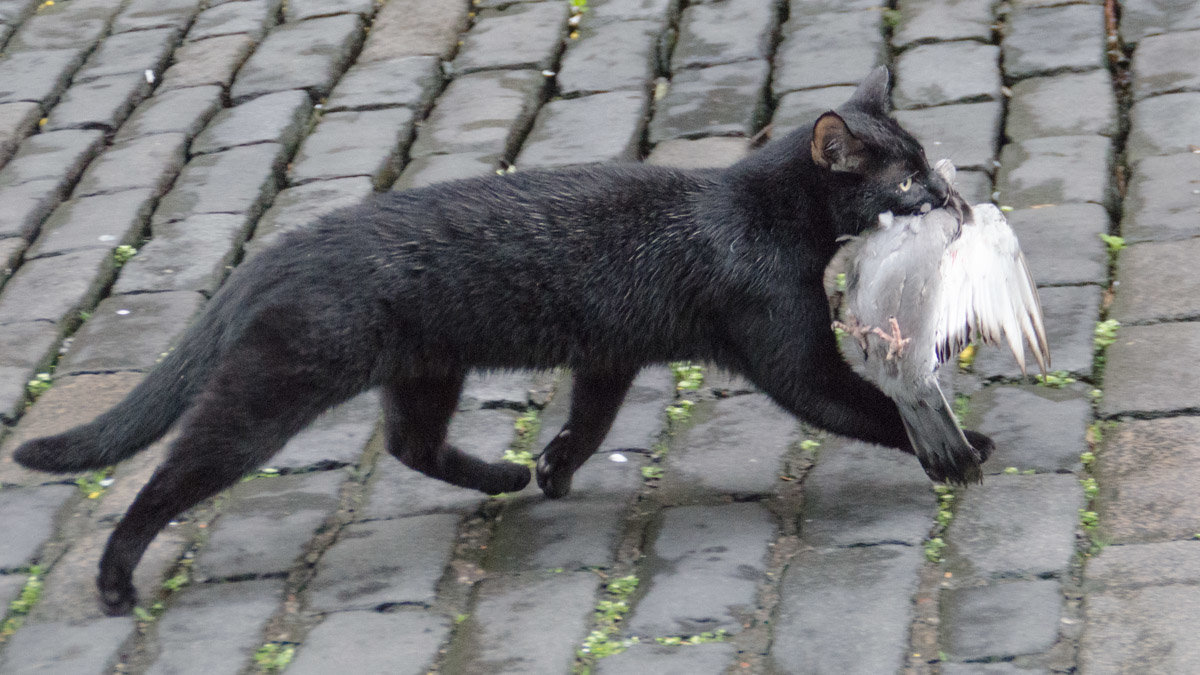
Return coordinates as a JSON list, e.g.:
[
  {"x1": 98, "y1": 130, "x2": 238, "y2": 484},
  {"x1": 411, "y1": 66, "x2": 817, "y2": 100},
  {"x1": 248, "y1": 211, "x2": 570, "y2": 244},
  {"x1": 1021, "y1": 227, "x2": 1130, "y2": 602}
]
[
  {"x1": 148, "y1": 579, "x2": 284, "y2": 674},
  {"x1": 285, "y1": 0, "x2": 377, "y2": 22},
  {"x1": 648, "y1": 59, "x2": 770, "y2": 142},
  {"x1": 995, "y1": 135, "x2": 1114, "y2": 209},
  {"x1": 1111, "y1": 238, "x2": 1200, "y2": 324},
  {"x1": 191, "y1": 89, "x2": 312, "y2": 156},
  {"x1": 485, "y1": 492, "x2": 631, "y2": 572},
  {"x1": 356, "y1": 0, "x2": 469, "y2": 62},
  {"x1": 1081, "y1": 585, "x2": 1200, "y2": 674},
  {"x1": 1007, "y1": 203, "x2": 1110, "y2": 286},
  {"x1": 1126, "y1": 93, "x2": 1200, "y2": 164},
  {"x1": 230, "y1": 14, "x2": 364, "y2": 103},
  {"x1": 113, "y1": 214, "x2": 250, "y2": 295},
  {"x1": 112, "y1": 0, "x2": 202, "y2": 34},
  {"x1": 892, "y1": 0, "x2": 993, "y2": 47},
  {"x1": 1101, "y1": 323, "x2": 1200, "y2": 417},
  {"x1": 973, "y1": 285, "x2": 1101, "y2": 380},
  {"x1": 159, "y1": 33, "x2": 256, "y2": 92},
  {"x1": 1120, "y1": 153, "x2": 1200, "y2": 243},
  {"x1": 969, "y1": 384, "x2": 1090, "y2": 474},
  {"x1": 0, "y1": 484, "x2": 76, "y2": 570},
  {"x1": 941, "y1": 580, "x2": 1063, "y2": 660},
  {"x1": 0, "y1": 247, "x2": 113, "y2": 326},
  {"x1": 1002, "y1": 4, "x2": 1106, "y2": 79},
  {"x1": 893, "y1": 102, "x2": 1002, "y2": 172},
  {"x1": 42, "y1": 72, "x2": 151, "y2": 133},
  {"x1": 287, "y1": 610, "x2": 450, "y2": 675},
  {"x1": 270, "y1": 391, "x2": 379, "y2": 470},
  {"x1": 1119, "y1": 0, "x2": 1200, "y2": 45},
  {"x1": 773, "y1": 9, "x2": 885, "y2": 95},
  {"x1": 555, "y1": 20, "x2": 660, "y2": 96},
  {"x1": 57, "y1": 291, "x2": 204, "y2": 375},
  {"x1": 394, "y1": 151, "x2": 497, "y2": 189},
  {"x1": 26, "y1": 188, "x2": 156, "y2": 259},
  {"x1": 152, "y1": 143, "x2": 285, "y2": 226},
  {"x1": 516, "y1": 91, "x2": 647, "y2": 168},
  {"x1": 248, "y1": 176, "x2": 375, "y2": 256},
  {"x1": 324, "y1": 55, "x2": 442, "y2": 112},
  {"x1": 1131, "y1": 29, "x2": 1200, "y2": 101},
  {"x1": 288, "y1": 108, "x2": 416, "y2": 188},
  {"x1": 74, "y1": 132, "x2": 188, "y2": 199},
  {"x1": 1006, "y1": 70, "x2": 1118, "y2": 141},
  {"x1": 893, "y1": 41, "x2": 1002, "y2": 109},
  {"x1": 0, "y1": 320, "x2": 60, "y2": 423},
  {"x1": 114, "y1": 84, "x2": 223, "y2": 141},
  {"x1": 771, "y1": 85, "x2": 856, "y2": 135},
  {"x1": 75, "y1": 27, "x2": 179, "y2": 83},
  {"x1": 597, "y1": 642, "x2": 737, "y2": 674},
  {"x1": 0, "y1": 48, "x2": 85, "y2": 108},
  {"x1": 186, "y1": 0, "x2": 280, "y2": 43},
  {"x1": 1084, "y1": 540, "x2": 1200, "y2": 591},
  {"x1": 0, "y1": 129, "x2": 106, "y2": 191},
  {"x1": 670, "y1": 0, "x2": 776, "y2": 70},
  {"x1": 408, "y1": 68, "x2": 546, "y2": 161},
  {"x1": 452, "y1": 2, "x2": 567, "y2": 75},
  {"x1": 0, "y1": 617, "x2": 135, "y2": 674},
  {"x1": 773, "y1": 544, "x2": 924, "y2": 674}
]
